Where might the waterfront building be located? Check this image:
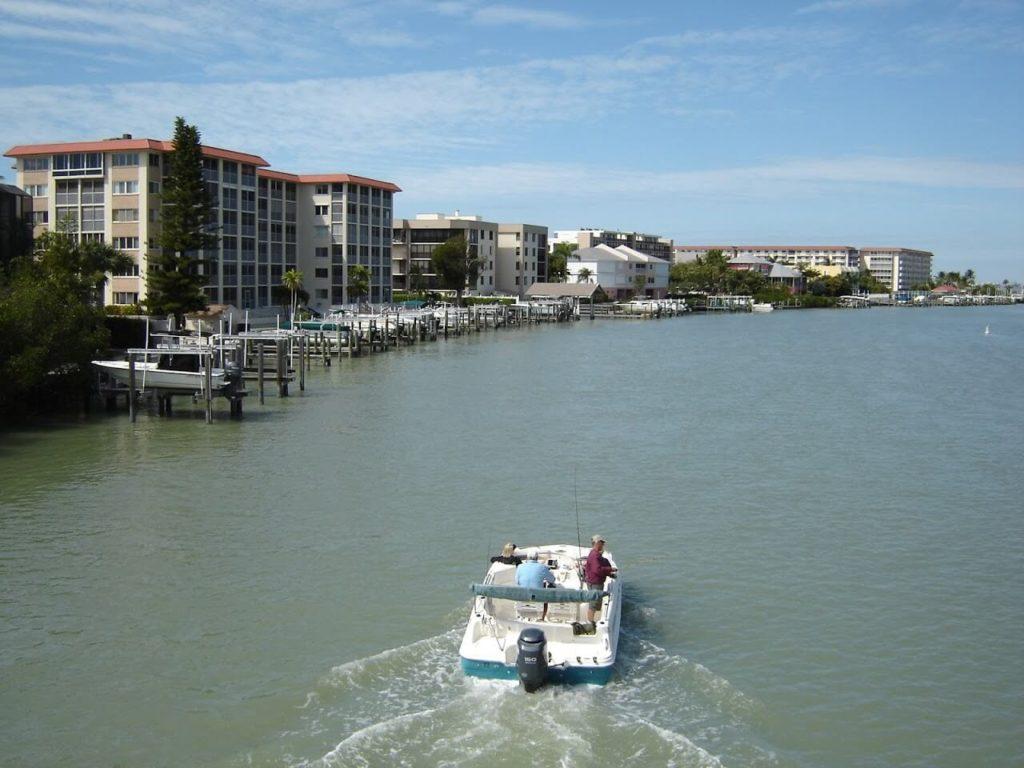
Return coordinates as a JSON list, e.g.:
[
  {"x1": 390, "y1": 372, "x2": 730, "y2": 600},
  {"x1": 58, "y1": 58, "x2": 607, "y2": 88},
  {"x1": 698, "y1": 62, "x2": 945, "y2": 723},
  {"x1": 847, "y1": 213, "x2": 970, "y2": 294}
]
[
  {"x1": 566, "y1": 243, "x2": 669, "y2": 299},
  {"x1": 727, "y1": 253, "x2": 774, "y2": 276},
  {"x1": 391, "y1": 213, "x2": 498, "y2": 294},
  {"x1": 554, "y1": 229, "x2": 674, "y2": 262},
  {"x1": 859, "y1": 247, "x2": 933, "y2": 292},
  {"x1": 674, "y1": 244, "x2": 859, "y2": 269},
  {"x1": 496, "y1": 223, "x2": 549, "y2": 297},
  {"x1": 768, "y1": 263, "x2": 805, "y2": 292},
  {"x1": 4, "y1": 136, "x2": 400, "y2": 312},
  {"x1": 0, "y1": 182, "x2": 32, "y2": 267}
]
